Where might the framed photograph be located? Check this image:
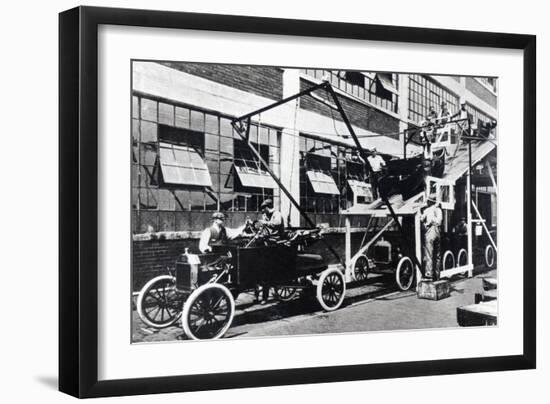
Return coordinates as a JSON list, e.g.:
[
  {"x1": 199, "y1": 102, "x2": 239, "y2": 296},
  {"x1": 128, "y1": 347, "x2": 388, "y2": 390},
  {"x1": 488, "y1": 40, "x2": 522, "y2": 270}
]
[{"x1": 59, "y1": 6, "x2": 536, "y2": 398}]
